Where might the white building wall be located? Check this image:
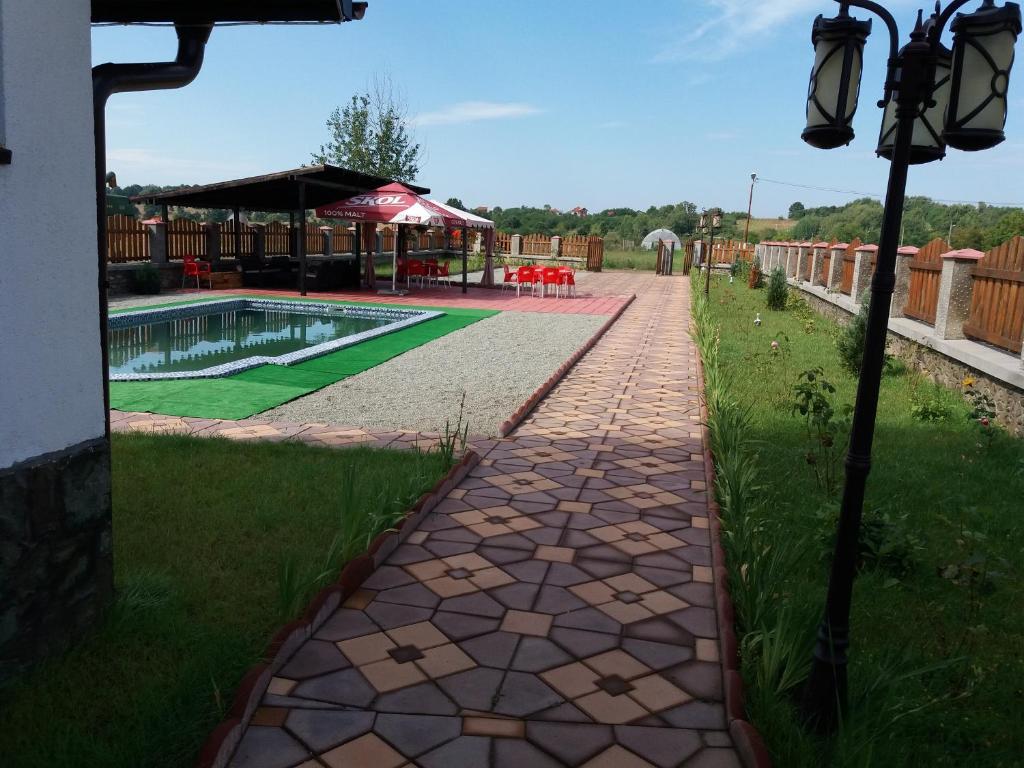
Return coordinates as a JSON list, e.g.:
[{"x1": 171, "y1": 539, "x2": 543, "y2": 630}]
[{"x1": 0, "y1": 0, "x2": 104, "y2": 468}]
